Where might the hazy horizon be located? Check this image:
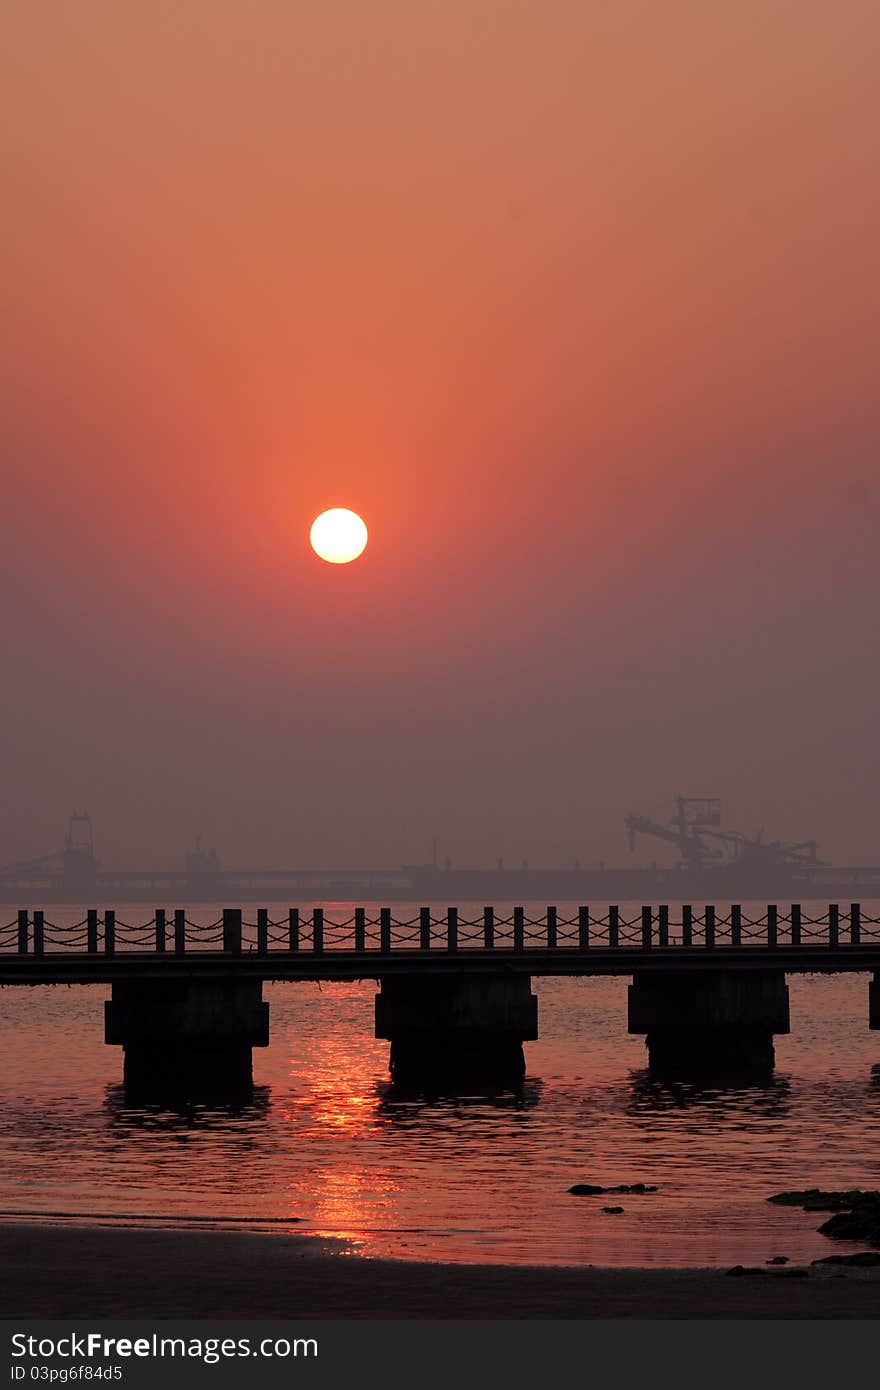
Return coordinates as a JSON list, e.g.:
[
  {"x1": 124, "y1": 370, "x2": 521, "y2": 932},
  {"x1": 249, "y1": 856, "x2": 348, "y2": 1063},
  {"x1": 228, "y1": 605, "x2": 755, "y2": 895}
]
[{"x1": 1, "y1": 797, "x2": 875, "y2": 876}]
